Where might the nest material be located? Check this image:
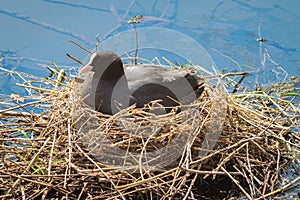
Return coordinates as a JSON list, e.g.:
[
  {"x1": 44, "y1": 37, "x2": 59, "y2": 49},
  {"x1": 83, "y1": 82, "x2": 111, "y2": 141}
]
[{"x1": 0, "y1": 72, "x2": 299, "y2": 200}]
